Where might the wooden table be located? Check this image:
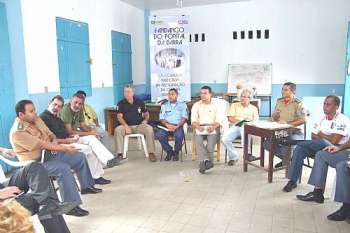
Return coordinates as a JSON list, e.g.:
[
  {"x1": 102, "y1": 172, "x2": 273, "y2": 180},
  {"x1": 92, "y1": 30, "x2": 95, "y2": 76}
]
[{"x1": 243, "y1": 123, "x2": 293, "y2": 183}]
